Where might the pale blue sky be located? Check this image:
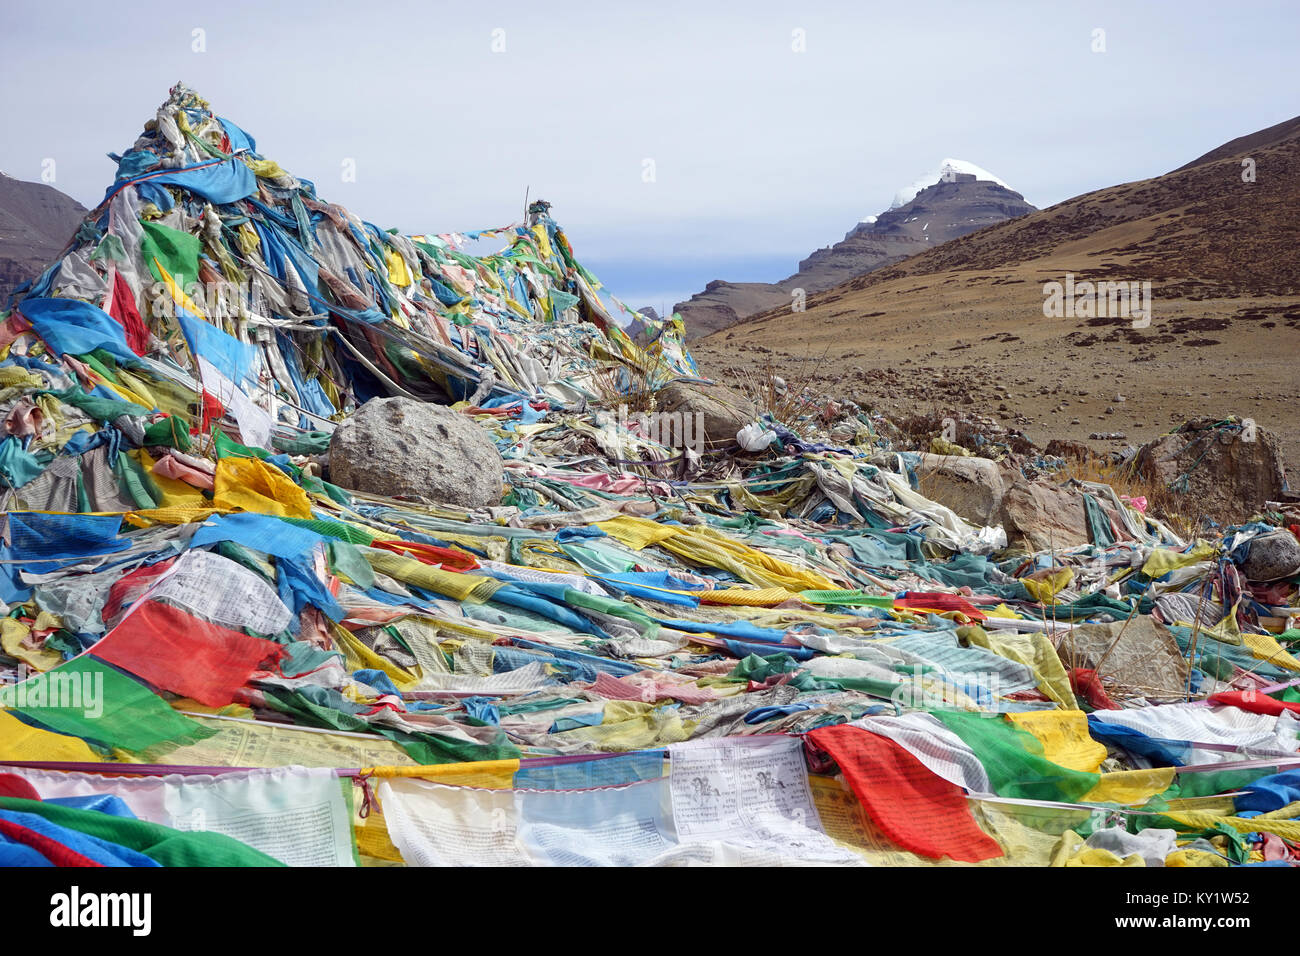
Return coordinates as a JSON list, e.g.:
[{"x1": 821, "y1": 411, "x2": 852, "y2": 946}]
[{"x1": 2, "y1": 0, "x2": 1296, "y2": 310}]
